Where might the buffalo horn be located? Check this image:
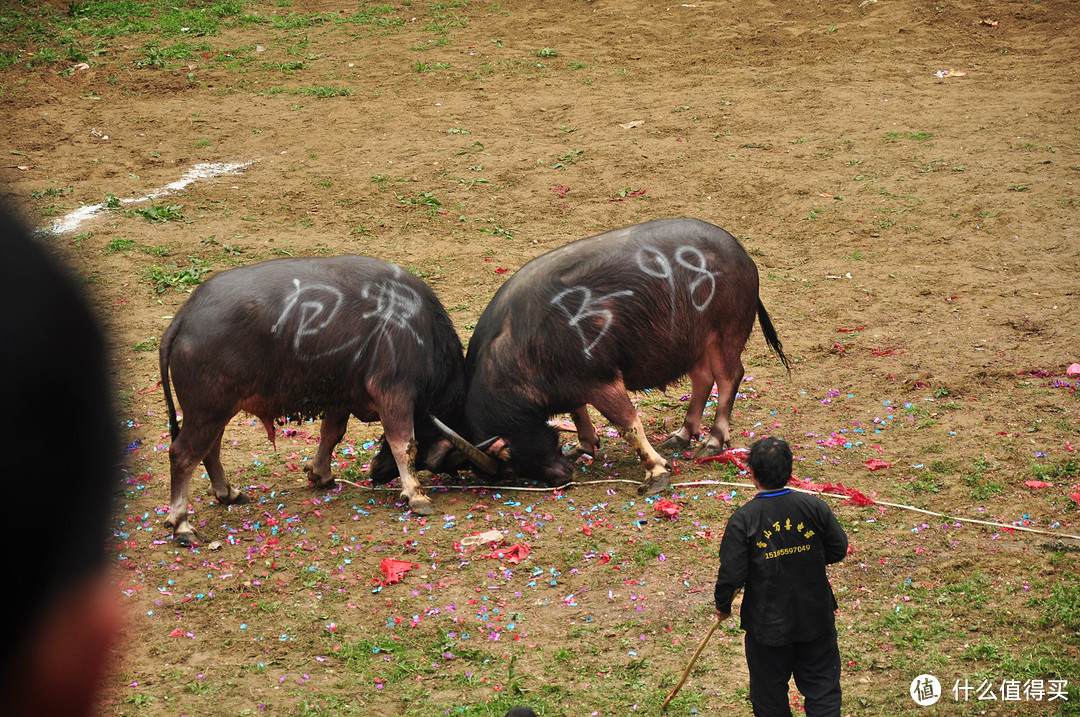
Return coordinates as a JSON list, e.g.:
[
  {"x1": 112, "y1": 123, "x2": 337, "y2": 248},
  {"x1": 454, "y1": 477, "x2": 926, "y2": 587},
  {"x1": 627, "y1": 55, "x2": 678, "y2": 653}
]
[{"x1": 429, "y1": 415, "x2": 500, "y2": 475}]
